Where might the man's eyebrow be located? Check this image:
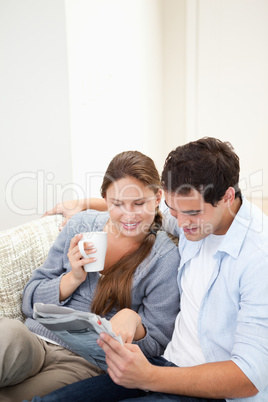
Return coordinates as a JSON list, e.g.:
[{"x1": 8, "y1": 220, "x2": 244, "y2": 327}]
[
  {"x1": 182, "y1": 210, "x2": 202, "y2": 215},
  {"x1": 164, "y1": 200, "x2": 201, "y2": 214}
]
